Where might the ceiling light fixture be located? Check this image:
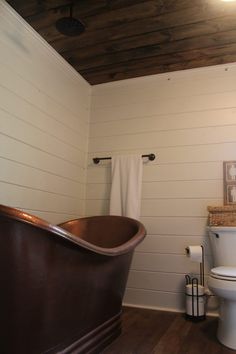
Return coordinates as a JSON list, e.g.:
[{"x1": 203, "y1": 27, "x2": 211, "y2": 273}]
[{"x1": 55, "y1": 3, "x2": 85, "y2": 37}]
